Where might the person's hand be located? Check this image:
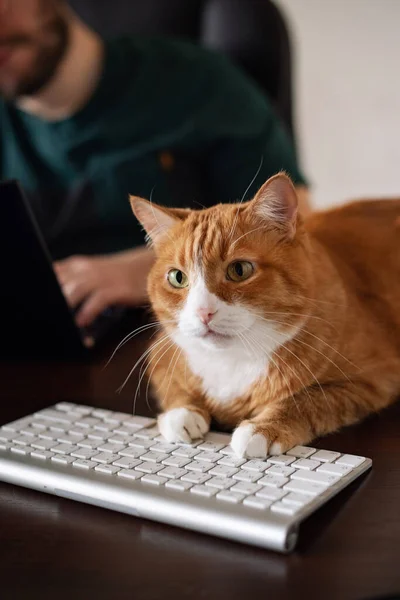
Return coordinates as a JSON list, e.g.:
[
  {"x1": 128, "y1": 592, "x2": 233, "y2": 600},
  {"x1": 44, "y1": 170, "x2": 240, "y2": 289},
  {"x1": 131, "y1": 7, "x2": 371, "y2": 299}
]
[{"x1": 54, "y1": 246, "x2": 155, "y2": 328}]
